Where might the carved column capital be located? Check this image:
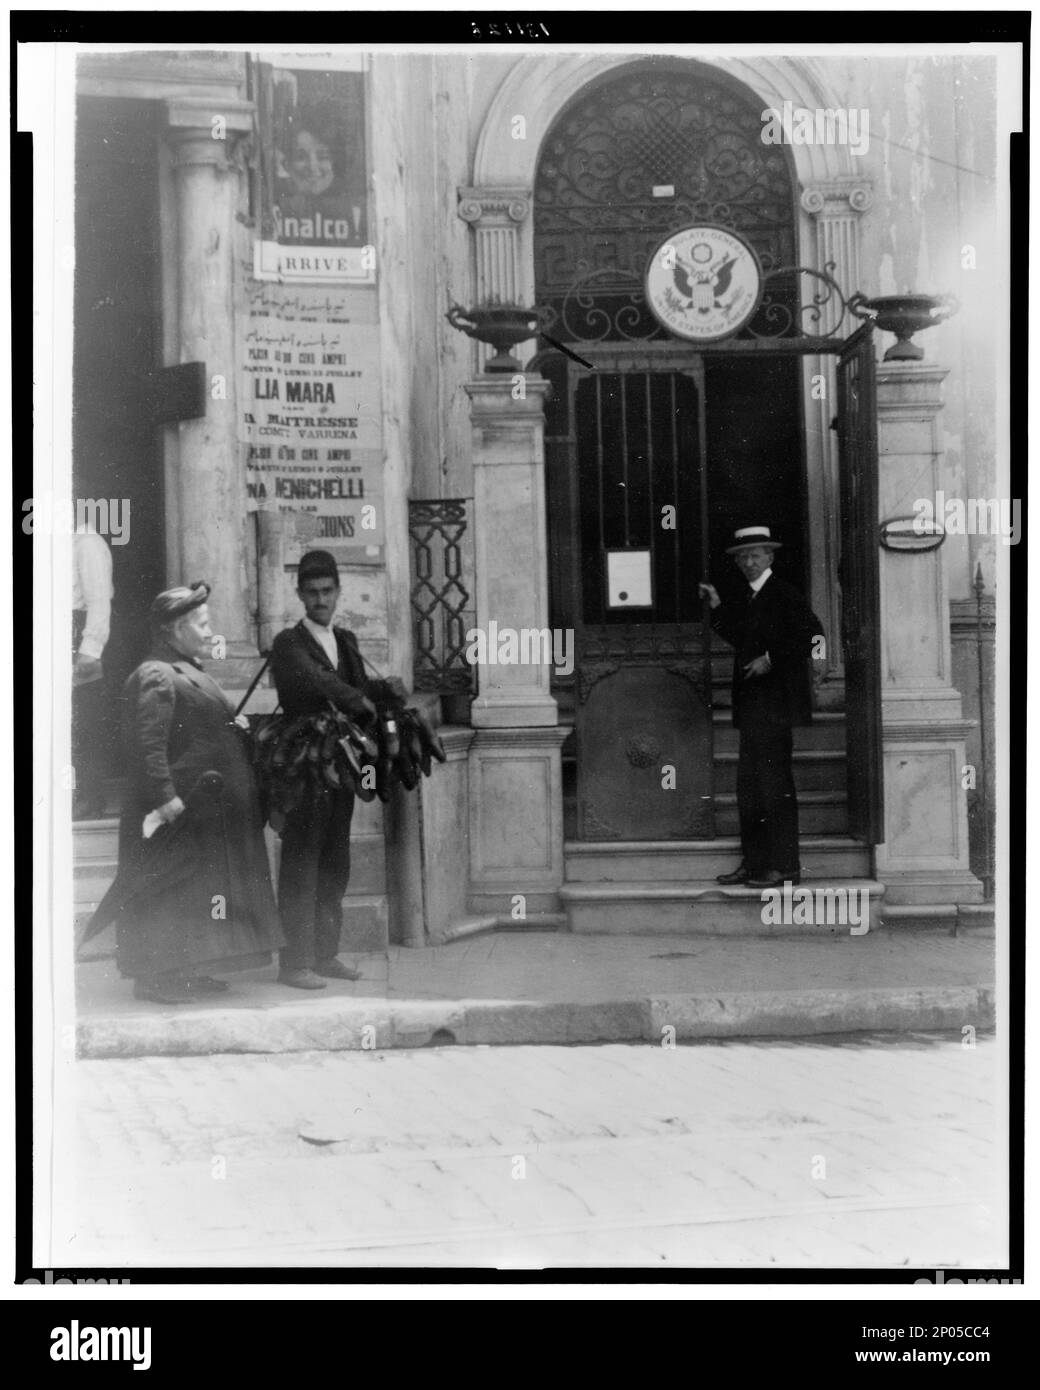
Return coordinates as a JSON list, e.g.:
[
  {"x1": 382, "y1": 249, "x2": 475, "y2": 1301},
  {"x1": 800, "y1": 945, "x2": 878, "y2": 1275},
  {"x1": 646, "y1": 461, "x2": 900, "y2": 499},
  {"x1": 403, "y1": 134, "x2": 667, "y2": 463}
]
[
  {"x1": 163, "y1": 96, "x2": 254, "y2": 171},
  {"x1": 800, "y1": 179, "x2": 874, "y2": 217},
  {"x1": 456, "y1": 188, "x2": 534, "y2": 369},
  {"x1": 458, "y1": 186, "x2": 531, "y2": 226}
]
